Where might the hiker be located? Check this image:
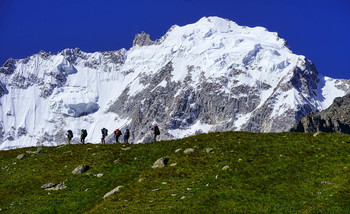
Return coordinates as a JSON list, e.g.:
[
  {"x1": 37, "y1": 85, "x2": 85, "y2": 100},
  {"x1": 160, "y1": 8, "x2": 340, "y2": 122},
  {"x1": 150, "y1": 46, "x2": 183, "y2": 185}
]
[
  {"x1": 124, "y1": 129, "x2": 130, "y2": 144},
  {"x1": 114, "y1": 129, "x2": 122, "y2": 143},
  {"x1": 101, "y1": 128, "x2": 108, "y2": 144},
  {"x1": 66, "y1": 130, "x2": 73, "y2": 145},
  {"x1": 151, "y1": 125, "x2": 160, "y2": 142},
  {"x1": 81, "y1": 129, "x2": 87, "y2": 144}
]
